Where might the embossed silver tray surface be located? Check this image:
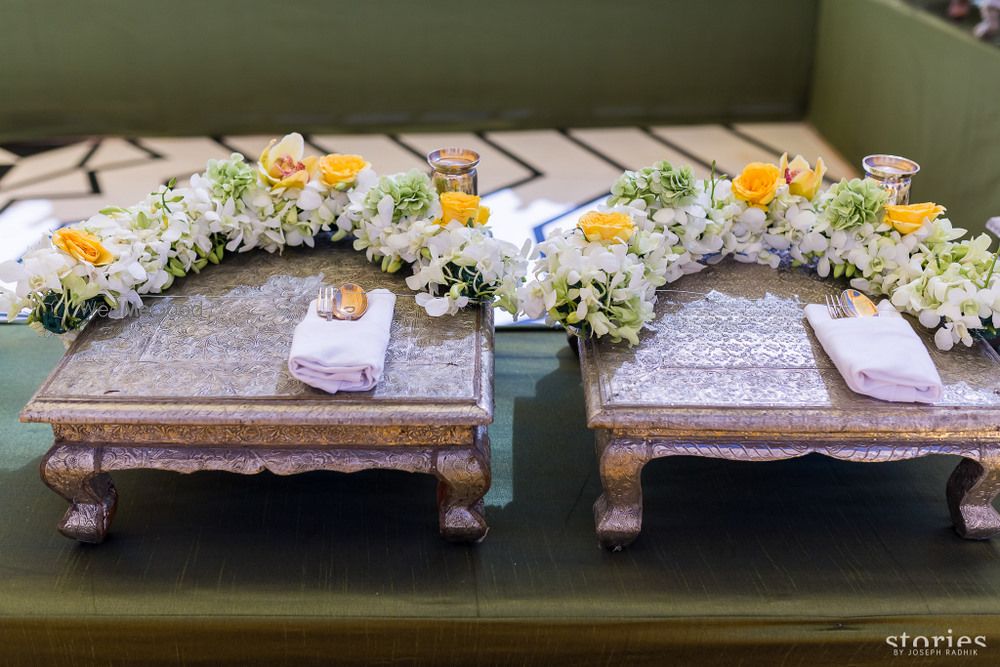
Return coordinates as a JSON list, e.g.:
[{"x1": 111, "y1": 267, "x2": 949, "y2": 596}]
[
  {"x1": 24, "y1": 246, "x2": 491, "y2": 426},
  {"x1": 580, "y1": 260, "x2": 1000, "y2": 549},
  {"x1": 24, "y1": 243, "x2": 493, "y2": 544},
  {"x1": 585, "y1": 262, "x2": 1000, "y2": 433}
]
